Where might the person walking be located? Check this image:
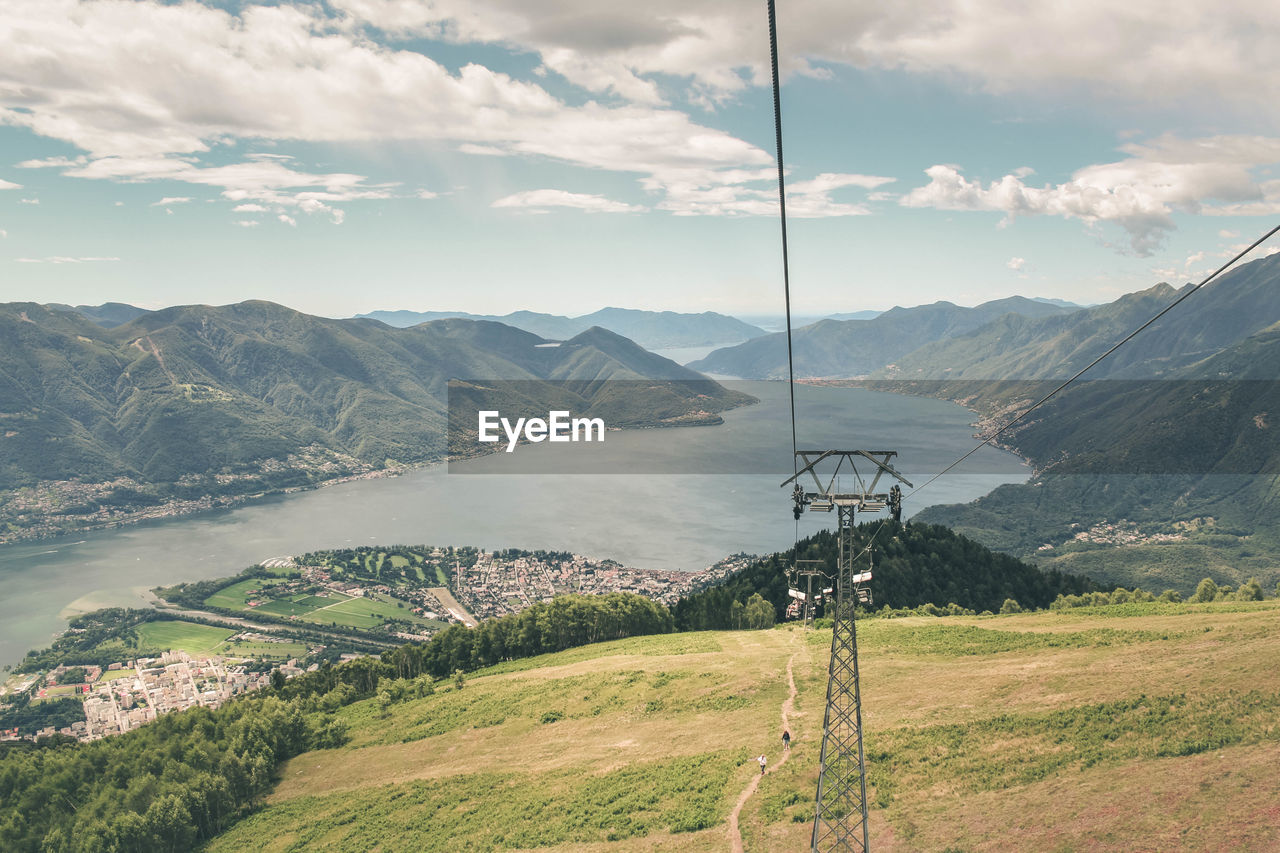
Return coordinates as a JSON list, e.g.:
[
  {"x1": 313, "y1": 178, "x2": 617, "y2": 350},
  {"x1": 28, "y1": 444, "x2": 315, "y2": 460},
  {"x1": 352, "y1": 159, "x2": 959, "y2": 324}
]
[
  {"x1": 757, "y1": 754, "x2": 767, "y2": 775},
  {"x1": 782, "y1": 729, "x2": 791, "y2": 750}
]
